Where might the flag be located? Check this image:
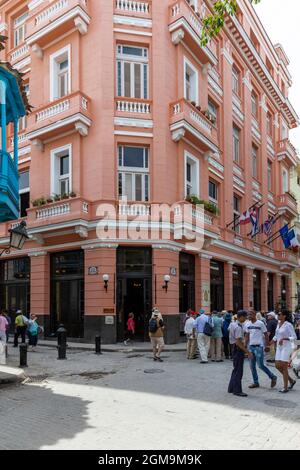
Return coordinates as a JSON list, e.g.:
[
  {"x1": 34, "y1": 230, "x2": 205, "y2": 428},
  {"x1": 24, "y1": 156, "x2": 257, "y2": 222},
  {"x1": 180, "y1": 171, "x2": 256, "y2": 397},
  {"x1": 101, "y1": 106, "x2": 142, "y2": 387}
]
[
  {"x1": 279, "y1": 224, "x2": 290, "y2": 249},
  {"x1": 250, "y1": 206, "x2": 260, "y2": 237},
  {"x1": 239, "y1": 210, "x2": 251, "y2": 225},
  {"x1": 288, "y1": 229, "x2": 300, "y2": 252},
  {"x1": 263, "y1": 215, "x2": 277, "y2": 237}
]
